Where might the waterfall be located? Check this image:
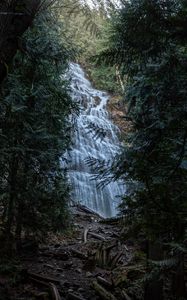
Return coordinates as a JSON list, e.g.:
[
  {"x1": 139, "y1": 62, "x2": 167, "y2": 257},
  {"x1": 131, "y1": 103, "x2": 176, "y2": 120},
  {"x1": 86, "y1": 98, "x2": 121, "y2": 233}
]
[{"x1": 67, "y1": 63, "x2": 125, "y2": 218}]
